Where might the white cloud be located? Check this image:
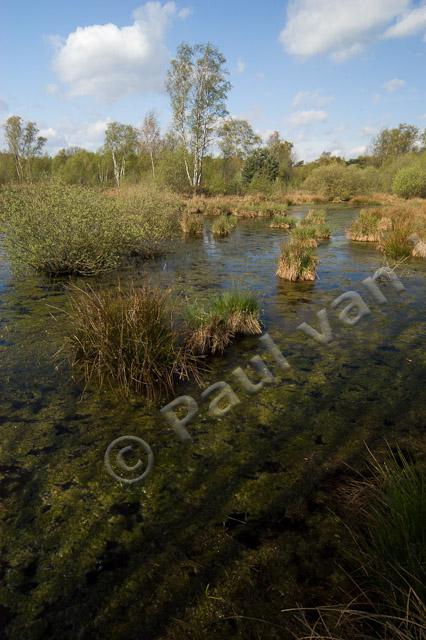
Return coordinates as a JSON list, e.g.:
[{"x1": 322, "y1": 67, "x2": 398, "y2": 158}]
[
  {"x1": 0, "y1": 98, "x2": 8, "y2": 112},
  {"x1": 41, "y1": 118, "x2": 112, "y2": 154},
  {"x1": 382, "y1": 78, "x2": 406, "y2": 92},
  {"x1": 51, "y1": 1, "x2": 188, "y2": 101},
  {"x1": 288, "y1": 110, "x2": 328, "y2": 127},
  {"x1": 292, "y1": 90, "x2": 334, "y2": 108},
  {"x1": 236, "y1": 58, "x2": 246, "y2": 73},
  {"x1": 349, "y1": 145, "x2": 367, "y2": 155},
  {"x1": 280, "y1": 0, "x2": 410, "y2": 59},
  {"x1": 384, "y1": 4, "x2": 426, "y2": 38}
]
